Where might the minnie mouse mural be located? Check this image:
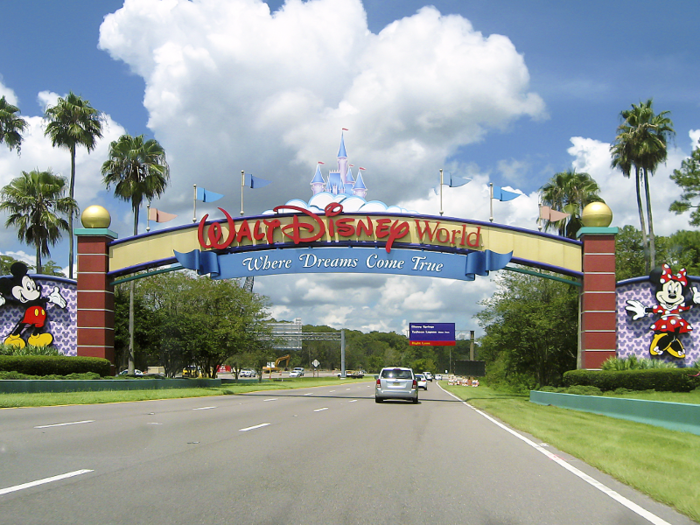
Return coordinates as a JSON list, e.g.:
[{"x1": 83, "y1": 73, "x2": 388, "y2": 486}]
[{"x1": 626, "y1": 263, "x2": 700, "y2": 359}]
